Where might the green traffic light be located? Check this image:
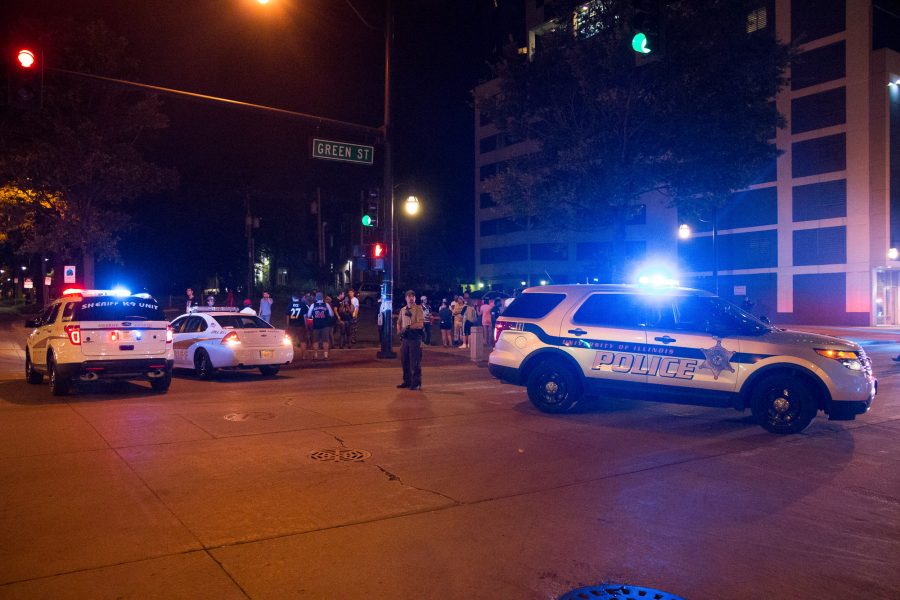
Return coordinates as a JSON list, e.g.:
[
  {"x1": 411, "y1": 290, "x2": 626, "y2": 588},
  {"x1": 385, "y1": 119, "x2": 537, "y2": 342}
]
[
  {"x1": 631, "y1": 32, "x2": 651, "y2": 54},
  {"x1": 362, "y1": 214, "x2": 374, "y2": 227}
]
